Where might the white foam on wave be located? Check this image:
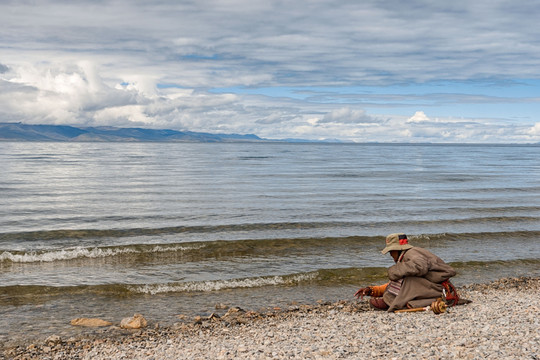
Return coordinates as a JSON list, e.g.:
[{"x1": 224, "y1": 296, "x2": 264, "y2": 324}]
[
  {"x1": 0, "y1": 244, "x2": 204, "y2": 263},
  {"x1": 0, "y1": 247, "x2": 138, "y2": 263},
  {"x1": 131, "y1": 272, "x2": 319, "y2": 295}
]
